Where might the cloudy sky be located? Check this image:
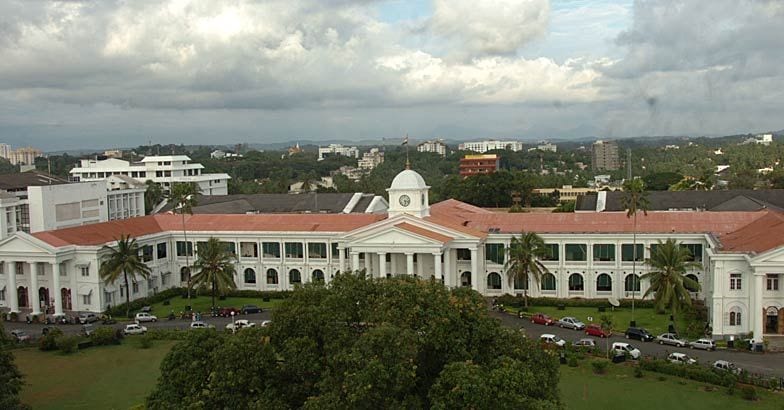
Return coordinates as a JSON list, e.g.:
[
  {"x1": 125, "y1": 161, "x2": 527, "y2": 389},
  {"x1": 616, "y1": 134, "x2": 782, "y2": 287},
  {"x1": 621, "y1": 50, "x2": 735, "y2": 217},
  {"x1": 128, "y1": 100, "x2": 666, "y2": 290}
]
[{"x1": 0, "y1": 0, "x2": 782, "y2": 151}]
